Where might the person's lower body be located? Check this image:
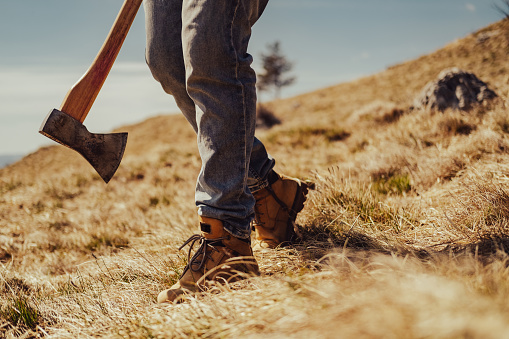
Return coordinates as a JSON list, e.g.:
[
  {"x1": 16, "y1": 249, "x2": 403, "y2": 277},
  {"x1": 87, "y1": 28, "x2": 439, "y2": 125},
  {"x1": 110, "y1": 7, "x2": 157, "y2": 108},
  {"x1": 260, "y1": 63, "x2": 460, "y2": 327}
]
[
  {"x1": 145, "y1": 0, "x2": 272, "y2": 238},
  {"x1": 144, "y1": 0, "x2": 311, "y2": 303}
]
